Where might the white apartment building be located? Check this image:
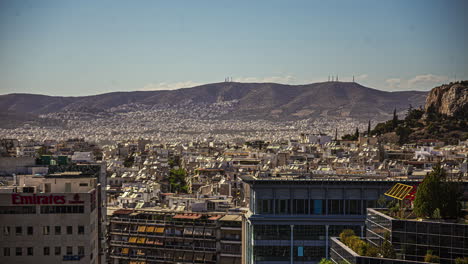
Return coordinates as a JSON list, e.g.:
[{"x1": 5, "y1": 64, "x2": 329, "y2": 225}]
[{"x1": 0, "y1": 173, "x2": 101, "y2": 264}]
